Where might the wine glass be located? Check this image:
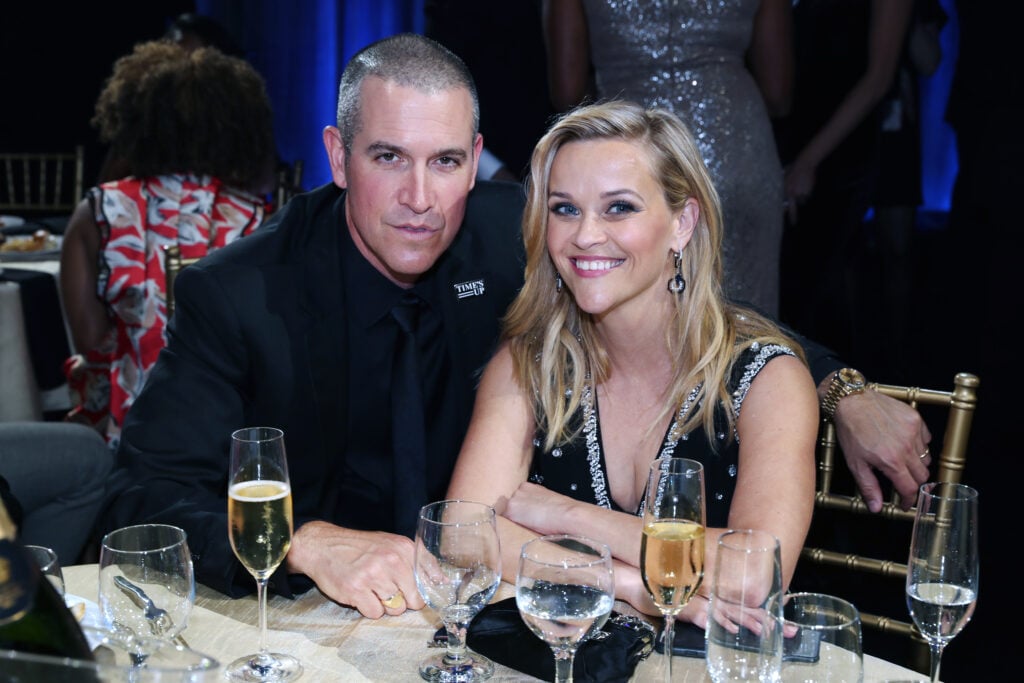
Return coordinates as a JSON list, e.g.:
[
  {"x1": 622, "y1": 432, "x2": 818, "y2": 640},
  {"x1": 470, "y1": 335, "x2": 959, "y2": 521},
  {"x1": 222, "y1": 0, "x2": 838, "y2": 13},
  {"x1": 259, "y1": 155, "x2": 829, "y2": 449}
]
[
  {"x1": 25, "y1": 544, "x2": 65, "y2": 597},
  {"x1": 98, "y1": 524, "x2": 195, "y2": 667},
  {"x1": 781, "y1": 592, "x2": 862, "y2": 683},
  {"x1": 414, "y1": 499, "x2": 502, "y2": 682},
  {"x1": 516, "y1": 534, "x2": 615, "y2": 683},
  {"x1": 706, "y1": 529, "x2": 784, "y2": 682},
  {"x1": 905, "y1": 481, "x2": 979, "y2": 683},
  {"x1": 640, "y1": 456, "x2": 706, "y2": 683},
  {"x1": 226, "y1": 426, "x2": 302, "y2": 682}
]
